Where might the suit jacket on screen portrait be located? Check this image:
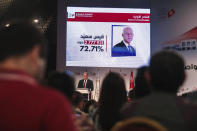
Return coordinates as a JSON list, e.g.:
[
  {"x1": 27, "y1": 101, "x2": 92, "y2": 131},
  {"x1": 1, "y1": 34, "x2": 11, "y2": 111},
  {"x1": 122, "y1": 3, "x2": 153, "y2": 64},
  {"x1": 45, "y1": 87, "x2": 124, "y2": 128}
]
[
  {"x1": 112, "y1": 41, "x2": 136, "y2": 57},
  {"x1": 77, "y1": 79, "x2": 94, "y2": 91}
]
